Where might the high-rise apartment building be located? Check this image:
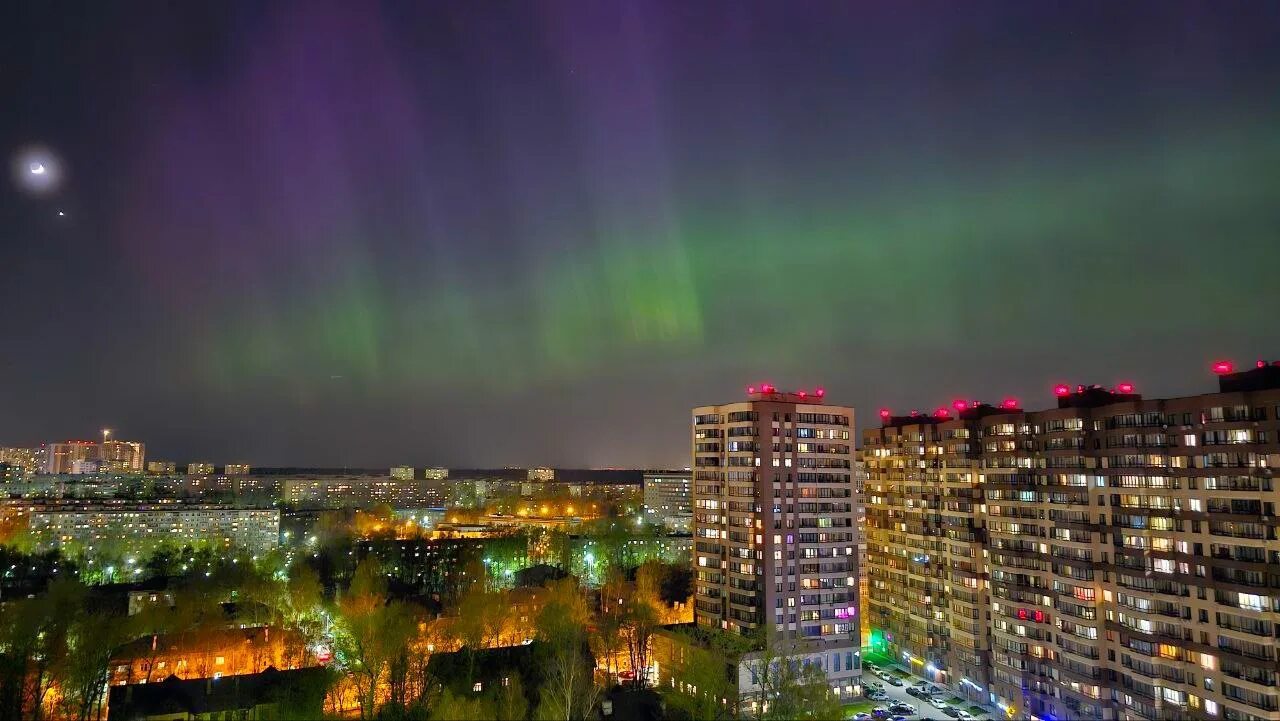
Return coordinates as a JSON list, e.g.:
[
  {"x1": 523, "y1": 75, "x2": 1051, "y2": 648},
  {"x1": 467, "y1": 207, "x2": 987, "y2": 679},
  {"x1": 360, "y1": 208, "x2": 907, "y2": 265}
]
[
  {"x1": 224, "y1": 463, "x2": 251, "y2": 475},
  {"x1": 390, "y1": 466, "x2": 415, "y2": 481},
  {"x1": 45, "y1": 440, "x2": 99, "y2": 474},
  {"x1": 862, "y1": 361, "x2": 1280, "y2": 721},
  {"x1": 101, "y1": 440, "x2": 145, "y2": 473},
  {"x1": 187, "y1": 462, "x2": 214, "y2": 475},
  {"x1": 692, "y1": 385, "x2": 860, "y2": 697}
]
